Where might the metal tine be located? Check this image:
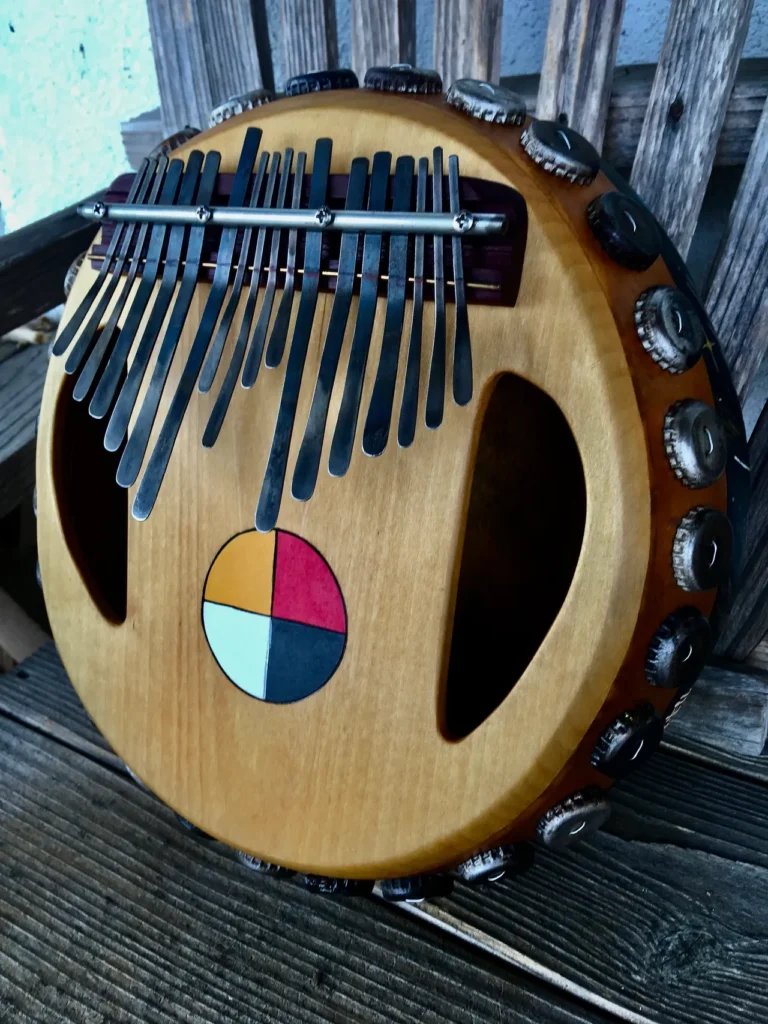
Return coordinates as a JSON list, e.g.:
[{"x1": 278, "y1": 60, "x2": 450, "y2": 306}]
[
  {"x1": 398, "y1": 157, "x2": 428, "y2": 449},
  {"x1": 425, "y1": 147, "x2": 446, "y2": 430},
  {"x1": 449, "y1": 155, "x2": 472, "y2": 406},
  {"x1": 255, "y1": 138, "x2": 333, "y2": 533},
  {"x1": 327, "y1": 151, "x2": 392, "y2": 479},
  {"x1": 104, "y1": 151, "x2": 205, "y2": 451},
  {"x1": 64, "y1": 161, "x2": 157, "y2": 376},
  {"x1": 241, "y1": 149, "x2": 293, "y2": 388},
  {"x1": 362, "y1": 155, "x2": 415, "y2": 457},
  {"x1": 73, "y1": 156, "x2": 170, "y2": 401},
  {"x1": 203, "y1": 151, "x2": 283, "y2": 447},
  {"x1": 52, "y1": 159, "x2": 150, "y2": 358},
  {"x1": 198, "y1": 150, "x2": 270, "y2": 393},
  {"x1": 264, "y1": 151, "x2": 306, "y2": 368},
  {"x1": 292, "y1": 157, "x2": 369, "y2": 501},
  {"x1": 132, "y1": 127, "x2": 262, "y2": 519},
  {"x1": 115, "y1": 150, "x2": 220, "y2": 480},
  {"x1": 88, "y1": 158, "x2": 184, "y2": 418}
]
